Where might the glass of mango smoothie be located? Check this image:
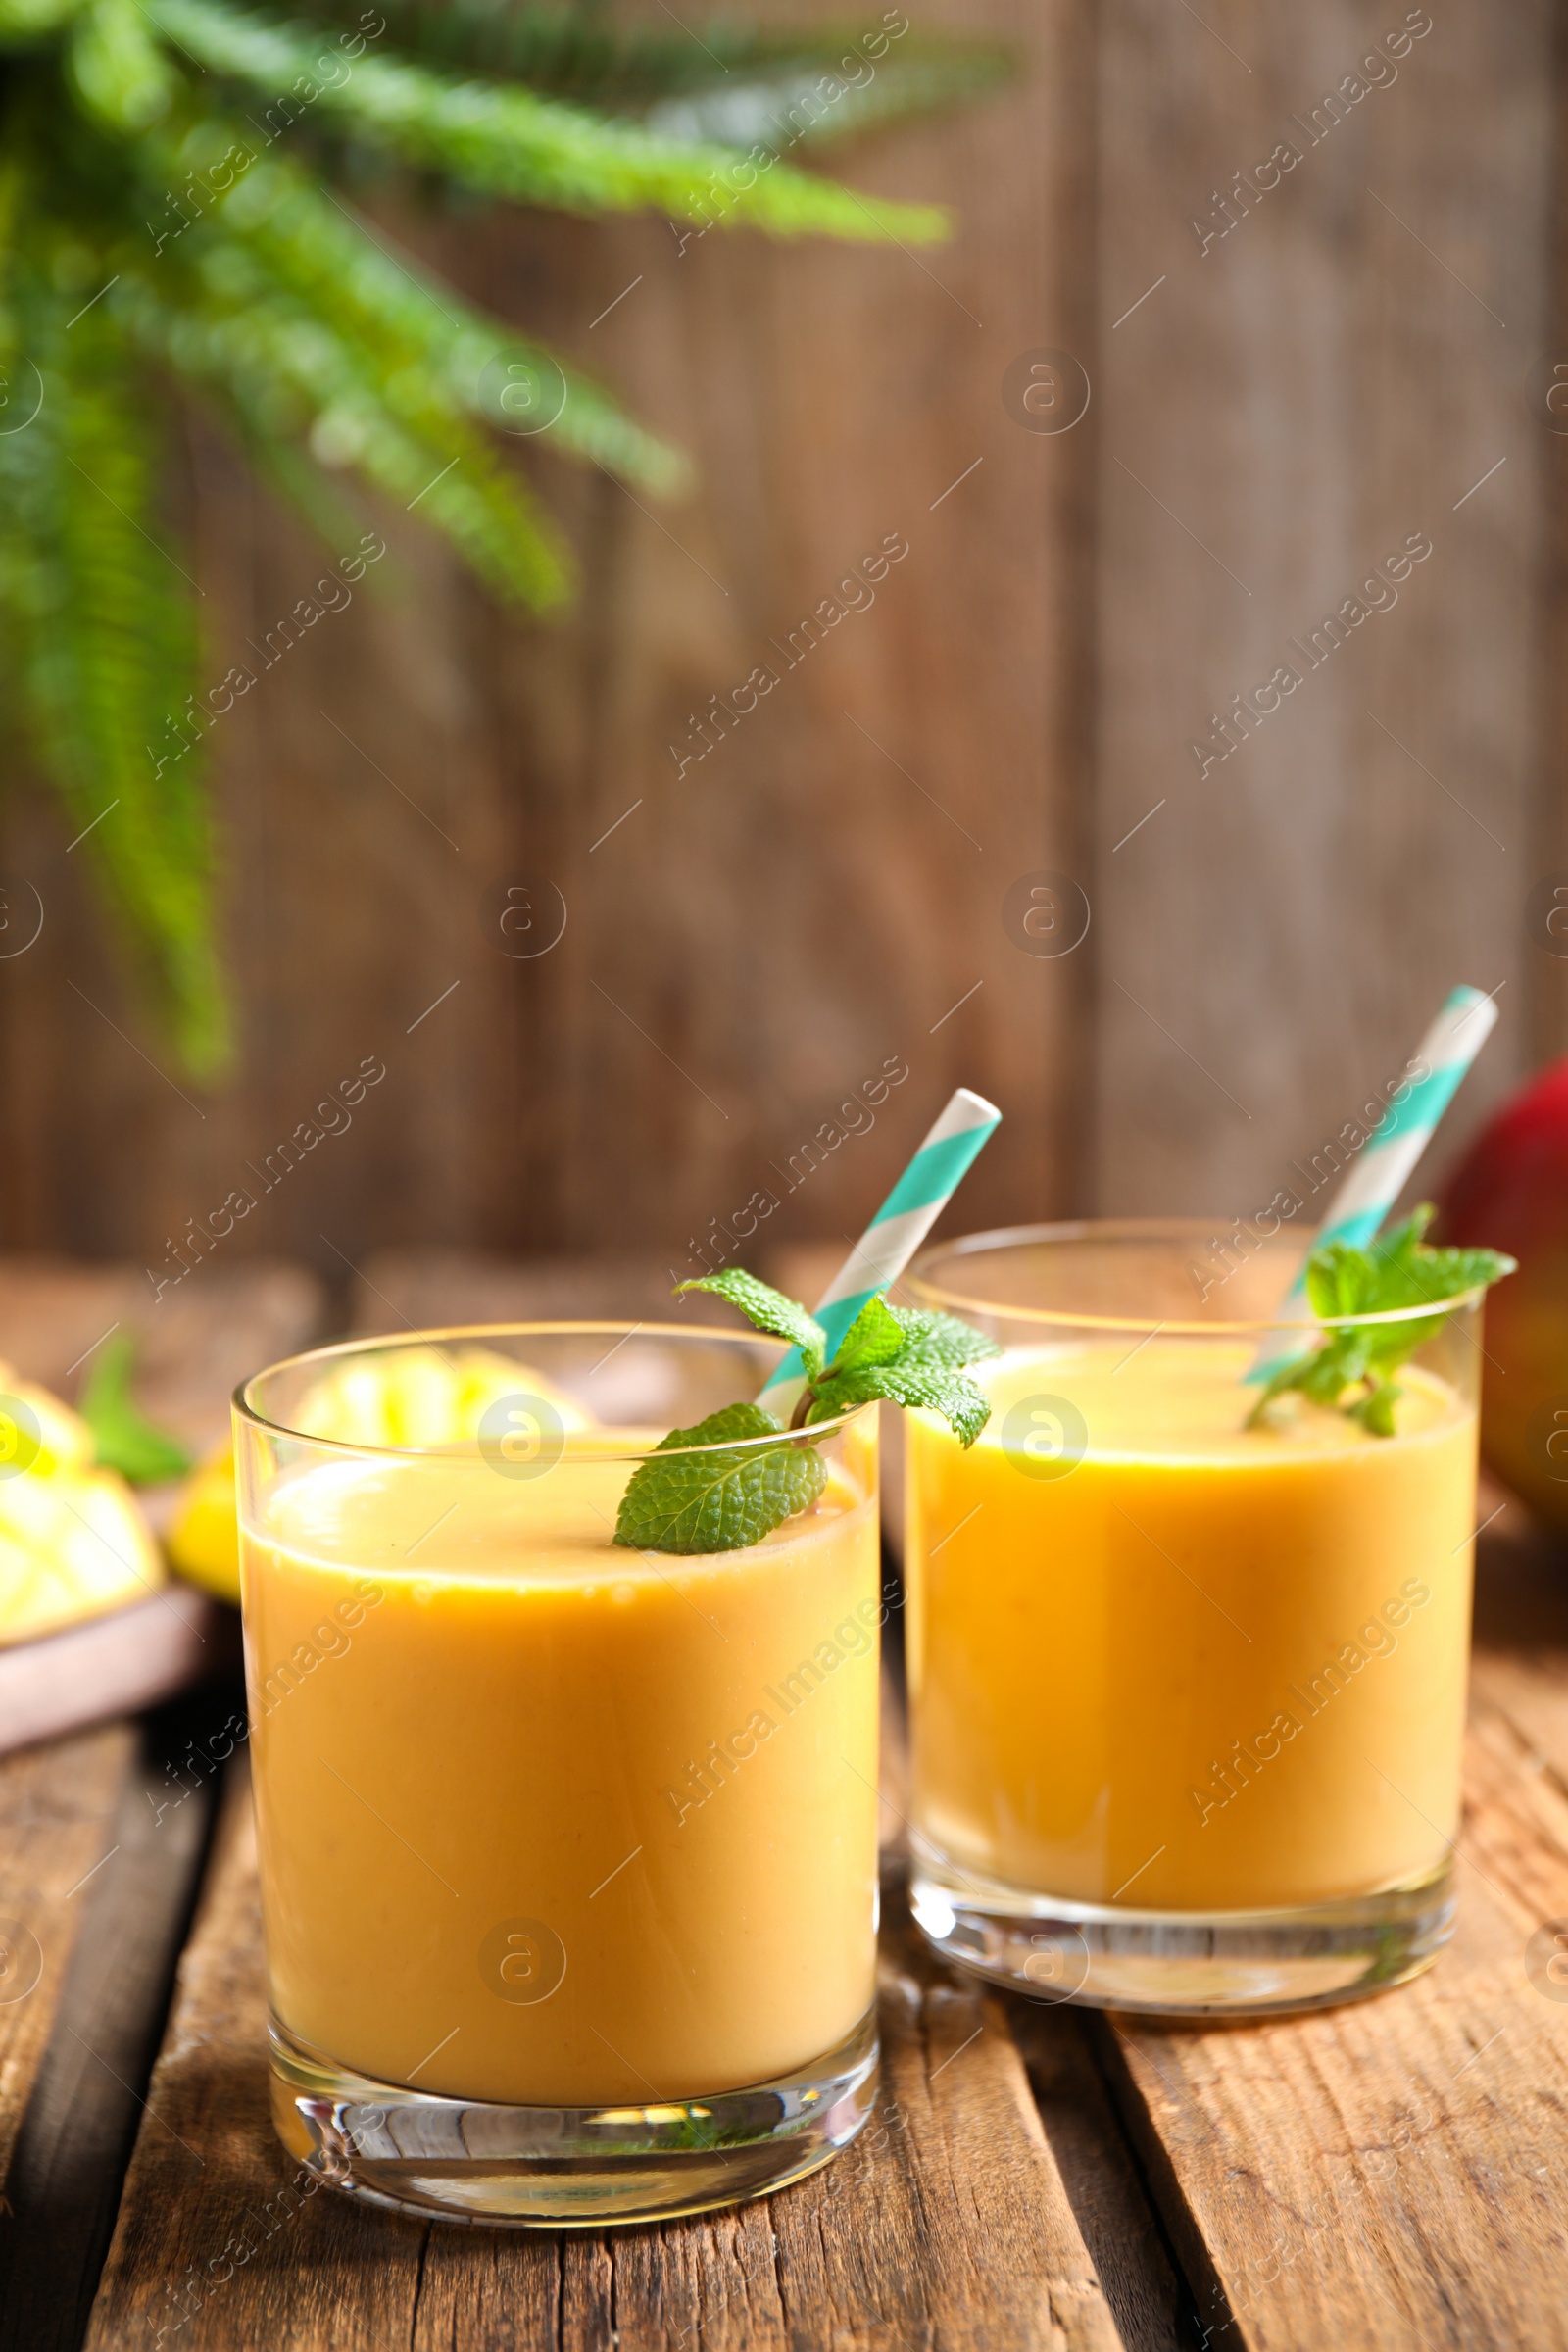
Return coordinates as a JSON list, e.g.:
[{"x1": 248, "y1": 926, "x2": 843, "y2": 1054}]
[
  {"x1": 902, "y1": 1223, "x2": 1483, "y2": 2014},
  {"x1": 235, "y1": 1324, "x2": 881, "y2": 2224}
]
